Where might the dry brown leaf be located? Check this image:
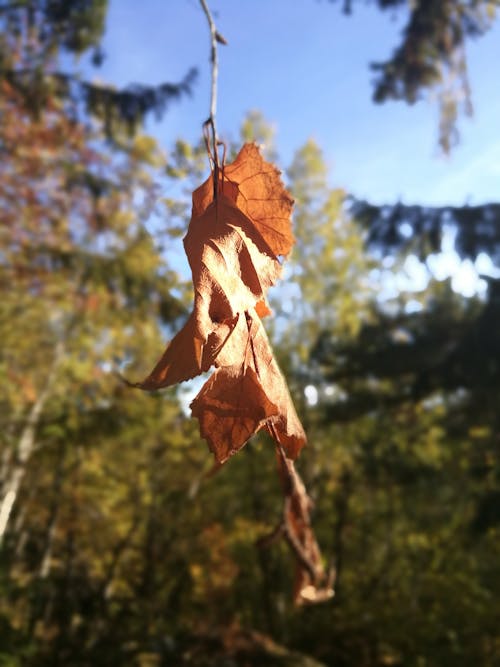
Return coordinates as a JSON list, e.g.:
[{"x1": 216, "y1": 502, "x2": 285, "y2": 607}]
[
  {"x1": 277, "y1": 448, "x2": 335, "y2": 605},
  {"x1": 220, "y1": 310, "x2": 306, "y2": 459},
  {"x1": 184, "y1": 195, "x2": 282, "y2": 337},
  {"x1": 133, "y1": 143, "x2": 304, "y2": 460},
  {"x1": 133, "y1": 194, "x2": 283, "y2": 390},
  {"x1": 191, "y1": 365, "x2": 279, "y2": 463},
  {"x1": 192, "y1": 143, "x2": 295, "y2": 257},
  {"x1": 131, "y1": 142, "x2": 332, "y2": 605},
  {"x1": 131, "y1": 314, "x2": 236, "y2": 390},
  {"x1": 190, "y1": 310, "x2": 306, "y2": 462}
]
